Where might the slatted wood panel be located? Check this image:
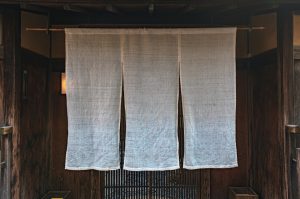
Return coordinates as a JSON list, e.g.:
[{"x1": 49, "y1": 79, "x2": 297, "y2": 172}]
[{"x1": 104, "y1": 170, "x2": 202, "y2": 199}]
